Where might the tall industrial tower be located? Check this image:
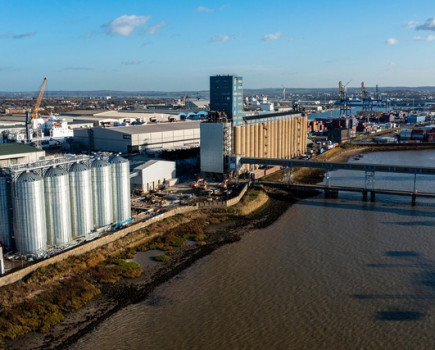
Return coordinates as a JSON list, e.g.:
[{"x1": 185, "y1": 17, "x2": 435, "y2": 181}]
[{"x1": 210, "y1": 75, "x2": 244, "y2": 126}]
